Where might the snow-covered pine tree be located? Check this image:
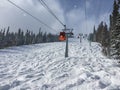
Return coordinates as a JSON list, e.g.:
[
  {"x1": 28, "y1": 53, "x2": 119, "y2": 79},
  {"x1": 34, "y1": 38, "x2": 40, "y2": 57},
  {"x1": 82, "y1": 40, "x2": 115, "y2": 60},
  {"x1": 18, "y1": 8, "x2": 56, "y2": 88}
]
[
  {"x1": 112, "y1": 15, "x2": 120, "y2": 59},
  {"x1": 110, "y1": 0, "x2": 119, "y2": 58}
]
